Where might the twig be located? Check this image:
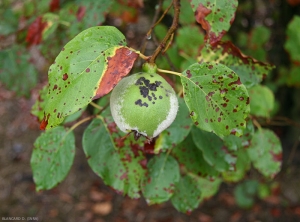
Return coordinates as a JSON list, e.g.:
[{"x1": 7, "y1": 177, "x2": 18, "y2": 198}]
[
  {"x1": 146, "y1": 0, "x2": 173, "y2": 39},
  {"x1": 139, "y1": 0, "x2": 164, "y2": 54},
  {"x1": 149, "y1": 0, "x2": 181, "y2": 63}
]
